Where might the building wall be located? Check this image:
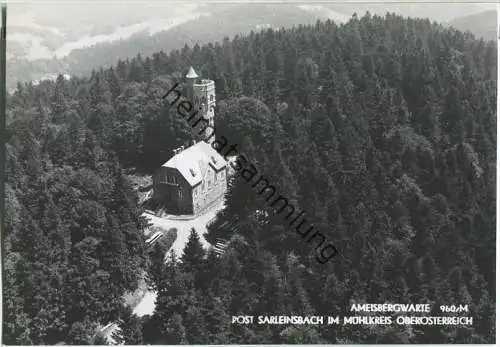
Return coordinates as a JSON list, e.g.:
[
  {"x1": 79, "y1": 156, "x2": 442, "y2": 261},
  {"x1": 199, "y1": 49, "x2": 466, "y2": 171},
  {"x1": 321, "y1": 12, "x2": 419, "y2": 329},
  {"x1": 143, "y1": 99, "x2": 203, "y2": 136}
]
[
  {"x1": 153, "y1": 74, "x2": 225, "y2": 216},
  {"x1": 193, "y1": 80, "x2": 216, "y2": 139},
  {"x1": 153, "y1": 167, "x2": 194, "y2": 215},
  {"x1": 153, "y1": 165, "x2": 227, "y2": 216},
  {"x1": 192, "y1": 167, "x2": 226, "y2": 215}
]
